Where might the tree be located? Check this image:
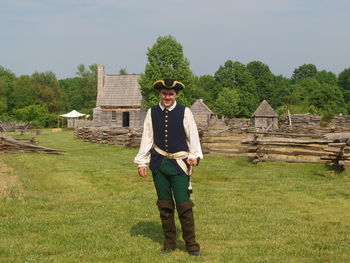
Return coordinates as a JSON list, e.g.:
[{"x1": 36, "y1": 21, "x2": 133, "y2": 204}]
[
  {"x1": 316, "y1": 70, "x2": 337, "y2": 85},
  {"x1": 338, "y1": 67, "x2": 350, "y2": 105},
  {"x1": 60, "y1": 64, "x2": 97, "y2": 114},
  {"x1": 10, "y1": 75, "x2": 38, "y2": 109},
  {"x1": 338, "y1": 68, "x2": 350, "y2": 91},
  {"x1": 0, "y1": 66, "x2": 16, "y2": 118},
  {"x1": 246, "y1": 61, "x2": 275, "y2": 103},
  {"x1": 292, "y1": 64, "x2": 317, "y2": 82},
  {"x1": 213, "y1": 60, "x2": 259, "y2": 117},
  {"x1": 271, "y1": 75, "x2": 292, "y2": 108},
  {"x1": 119, "y1": 68, "x2": 128, "y2": 75},
  {"x1": 31, "y1": 71, "x2": 62, "y2": 113},
  {"x1": 194, "y1": 75, "x2": 217, "y2": 109},
  {"x1": 76, "y1": 64, "x2": 97, "y2": 79},
  {"x1": 289, "y1": 78, "x2": 345, "y2": 114},
  {"x1": 0, "y1": 98, "x2": 7, "y2": 118},
  {"x1": 311, "y1": 83, "x2": 345, "y2": 114},
  {"x1": 139, "y1": 35, "x2": 195, "y2": 108},
  {"x1": 12, "y1": 104, "x2": 55, "y2": 127},
  {"x1": 214, "y1": 88, "x2": 240, "y2": 117}
]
